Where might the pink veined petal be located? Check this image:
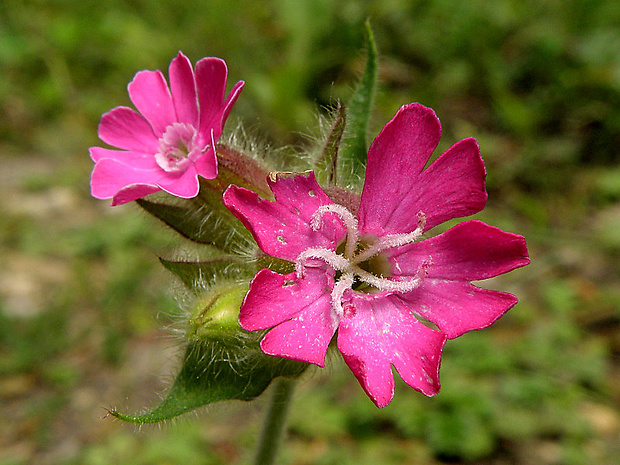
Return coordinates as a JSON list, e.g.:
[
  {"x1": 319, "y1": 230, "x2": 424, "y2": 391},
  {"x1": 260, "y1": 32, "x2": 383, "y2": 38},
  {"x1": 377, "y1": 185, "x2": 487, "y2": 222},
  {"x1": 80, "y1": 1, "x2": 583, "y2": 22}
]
[
  {"x1": 111, "y1": 185, "x2": 161, "y2": 206},
  {"x1": 192, "y1": 132, "x2": 218, "y2": 179},
  {"x1": 169, "y1": 51, "x2": 199, "y2": 127},
  {"x1": 219, "y1": 80, "x2": 245, "y2": 133},
  {"x1": 156, "y1": 165, "x2": 200, "y2": 198},
  {"x1": 223, "y1": 172, "x2": 346, "y2": 262},
  {"x1": 128, "y1": 69, "x2": 176, "y2": 138},
  {"x1": 240, "y1": 269, "x2": 337, "y2": 366},
  {"x1": 89, "y1": 147, "x2": 158, "y2": 168},
  {"x1": 268, "y1": 172, "x2": 345, "y2": 241},
  {"x1": 240, "y1": 268, "x2": 333, "y2": 329},
  {"x1": 90, "y1": 157, "x2": 164, "y2": 201},
  {"x1": 389, "y1": 220, "x2": 530, "y2": 281},
  {"x1": 195, "y1": 57, "x2": 228, "y2": 138},
  {"x1": 337, "y1": 294, "x2": 446, "y2": 408},
  {"x1": 98, "y1": 106, "x2": 159, "y2": 153},
  {"x1": 397, "y1": 280, "x2": 519, "y2": 339},
  {"x1": 385, "y1": 137, "x2": 486, "y2": 233},
  {"x1": 358, "y1": 103, "x2": 441, "y2": 235}
]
